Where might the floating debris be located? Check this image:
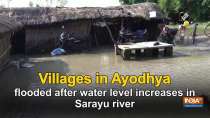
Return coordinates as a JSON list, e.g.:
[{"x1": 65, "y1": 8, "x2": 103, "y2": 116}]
[
  {"x1": 10, "y1": 60, "x2": 21, "y2": 69},
  {"x1": 51, "y1": 48, "x2": 66, "y2": 56},
  {"x1": 21, "y1": 63, "x2": 34, "y2": 68}
]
